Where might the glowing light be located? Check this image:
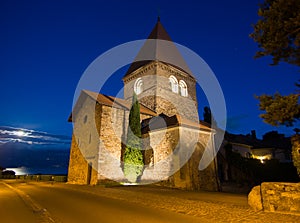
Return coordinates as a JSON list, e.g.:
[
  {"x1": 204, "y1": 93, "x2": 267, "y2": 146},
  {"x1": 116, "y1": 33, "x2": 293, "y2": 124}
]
[
  {"x1": 6, "y1": 167, "x2": 27, "y2": 175},
  {"x1": 121, "y1": 182, "x2": 138, "y2": 186},
  {"x1": 259, "y1": 157, "x2": 265, "y2": 164},
  {"x1": 253, "y1": 155, "x2": 268, "y2": 164},
  {"x1": 15, "y1": 130, "x2": 27, "y2": 137}
]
